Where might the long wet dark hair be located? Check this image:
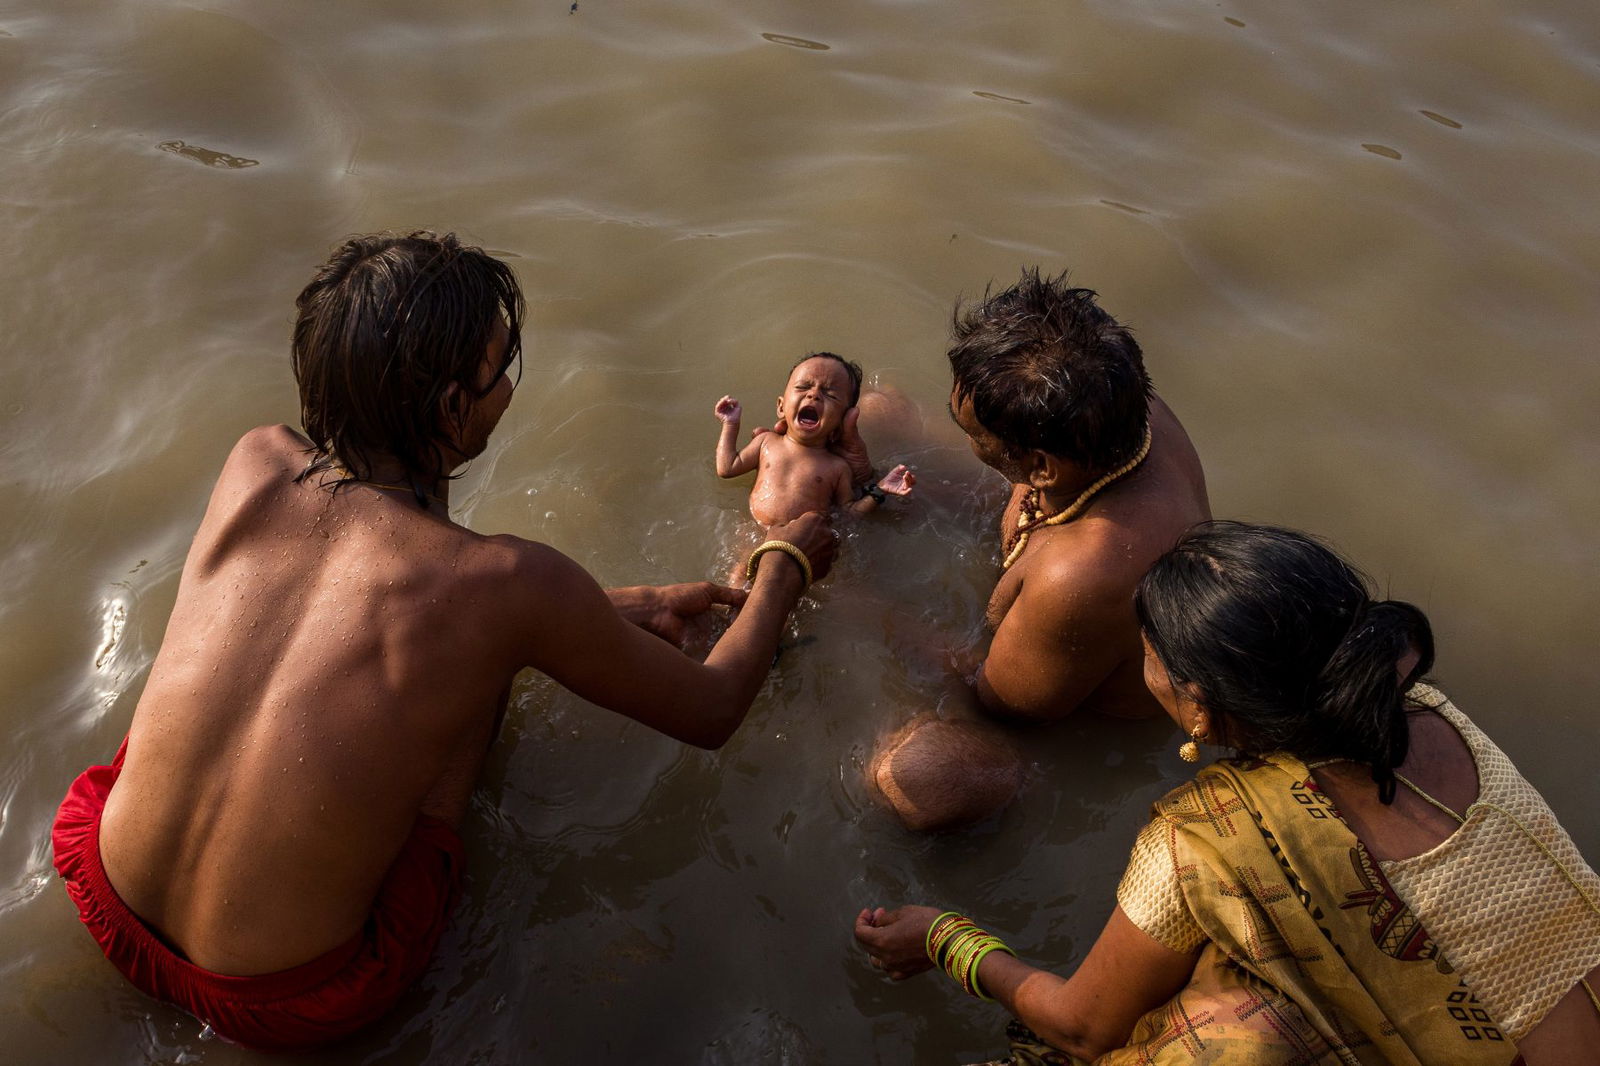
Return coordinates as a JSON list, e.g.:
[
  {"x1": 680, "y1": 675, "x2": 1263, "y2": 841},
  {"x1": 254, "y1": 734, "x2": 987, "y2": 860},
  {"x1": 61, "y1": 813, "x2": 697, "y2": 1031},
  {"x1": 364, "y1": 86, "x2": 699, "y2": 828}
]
[
  {"x1": 291, "y1": 231, "x2": 524, "y2": 497},
  {"x1": 1134, "y1": 521, "x2": 1434, "y2": 804}
]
